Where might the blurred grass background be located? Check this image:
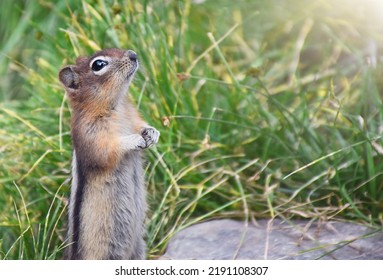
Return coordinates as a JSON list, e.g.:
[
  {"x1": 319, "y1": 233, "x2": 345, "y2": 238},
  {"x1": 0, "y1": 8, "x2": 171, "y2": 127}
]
[{"x1": 1, "y1": 0, "x2": 383, "y2": 259}]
